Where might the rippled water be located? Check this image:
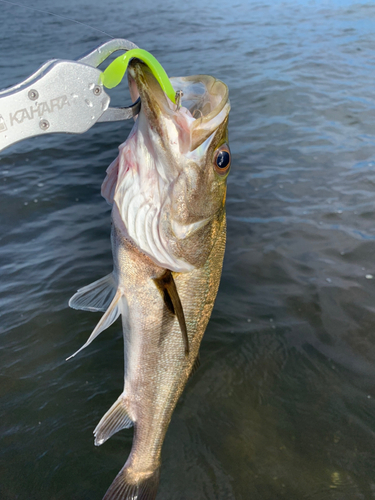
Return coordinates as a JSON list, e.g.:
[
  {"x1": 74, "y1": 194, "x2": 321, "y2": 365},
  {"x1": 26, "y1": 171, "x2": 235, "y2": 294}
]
[{"x1": 1, "y1": 0, "x2": 375, "y2": 498}]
